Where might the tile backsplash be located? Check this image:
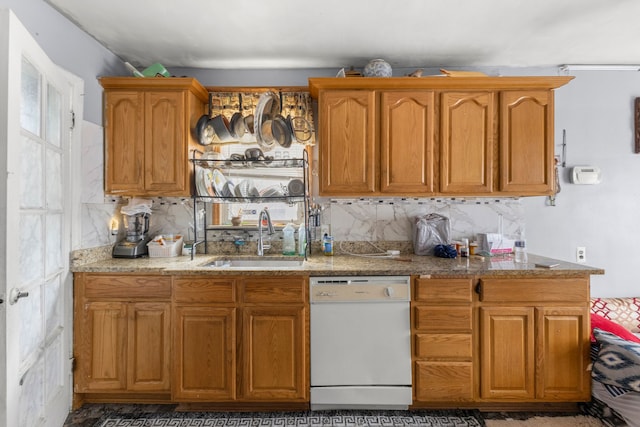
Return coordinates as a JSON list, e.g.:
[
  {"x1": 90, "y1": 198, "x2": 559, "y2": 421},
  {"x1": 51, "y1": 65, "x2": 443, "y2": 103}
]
[{"x1": 80, "y1": 121, "x2": 525, "y2": 252}]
